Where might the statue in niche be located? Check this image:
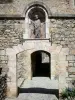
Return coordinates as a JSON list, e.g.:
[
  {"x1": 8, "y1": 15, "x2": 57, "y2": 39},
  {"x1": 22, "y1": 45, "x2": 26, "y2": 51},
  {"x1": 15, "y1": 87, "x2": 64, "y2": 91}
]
[{"x1": 30, "y1": 15, "x2": 41, "y2": 38}]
